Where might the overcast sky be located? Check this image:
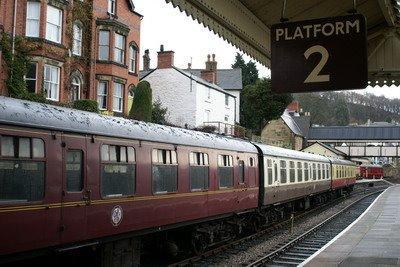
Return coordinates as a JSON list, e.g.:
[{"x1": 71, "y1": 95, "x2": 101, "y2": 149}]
[{"x1": 134, "y1": 0, "x2": 399, "y2": 99}]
